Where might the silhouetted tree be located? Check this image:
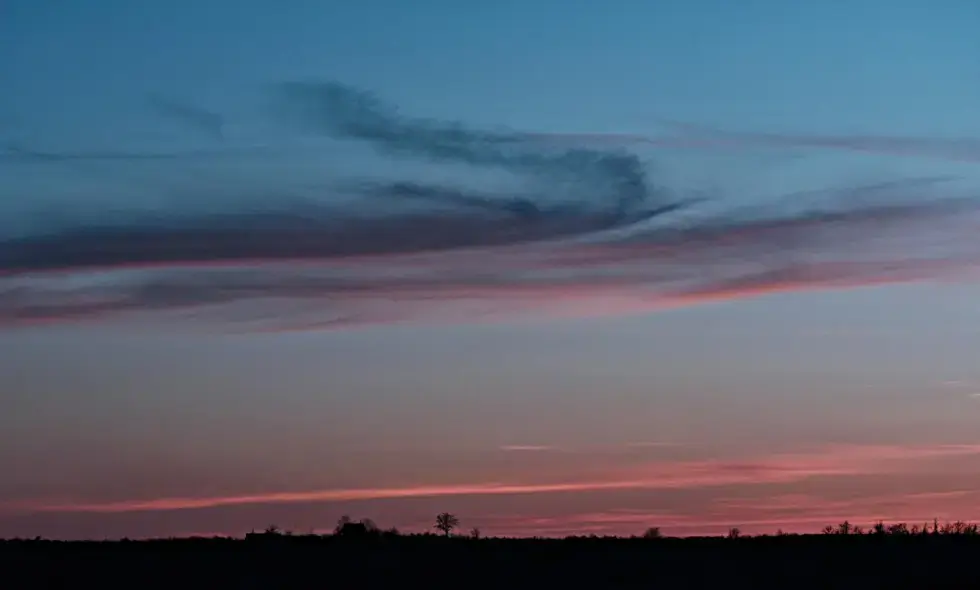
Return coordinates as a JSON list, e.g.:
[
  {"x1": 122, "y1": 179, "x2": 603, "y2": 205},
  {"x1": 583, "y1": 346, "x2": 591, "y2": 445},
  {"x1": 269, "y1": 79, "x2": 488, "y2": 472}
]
[
  {"x1": 435, "y1": 512, "x2": 460, "y2": 536},
  {"x1": 14, "y1": 517, "x2": 980, "y2": 589},
  {"x1": 887, "y1": 523, "x2": 909, "y2": 536},
  {"x1": 360, "y1": 518, "x2": 379, "y2": 533},
  {"x1": 333, "y1": 515, "x2": 381, "y2": 539},
  {"x1": 642, "y1": 527, "x2": 662, "y2": 539}
]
